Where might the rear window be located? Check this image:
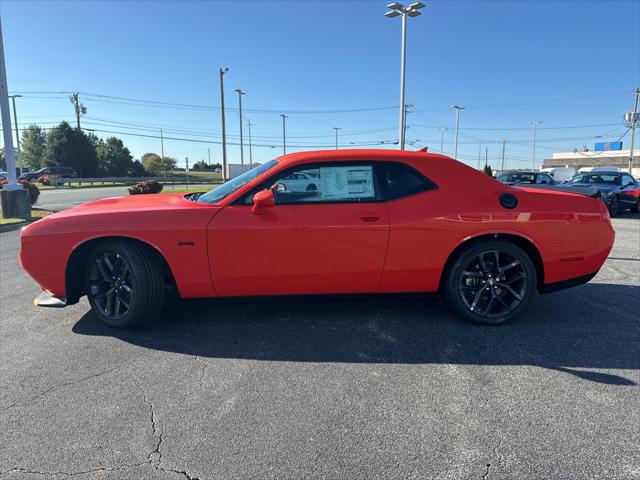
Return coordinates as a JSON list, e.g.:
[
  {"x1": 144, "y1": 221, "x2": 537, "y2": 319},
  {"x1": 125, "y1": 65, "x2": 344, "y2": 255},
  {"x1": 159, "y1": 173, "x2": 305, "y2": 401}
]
[{"x1": 381, "y1": 163, "x2": 437, "y2": 200}]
